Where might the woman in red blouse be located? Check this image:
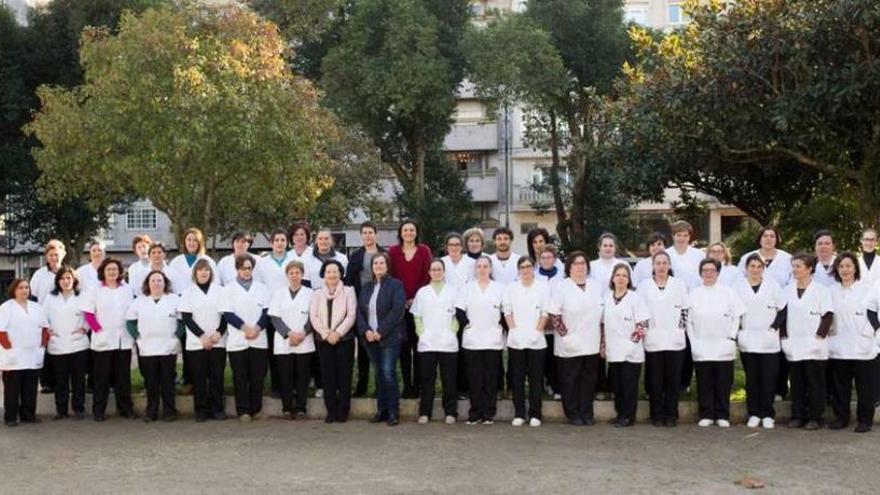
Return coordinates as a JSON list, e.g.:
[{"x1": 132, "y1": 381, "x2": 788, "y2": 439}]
[{"x1": 388, "y1": 220, "x2": 433, "y2": 399}]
